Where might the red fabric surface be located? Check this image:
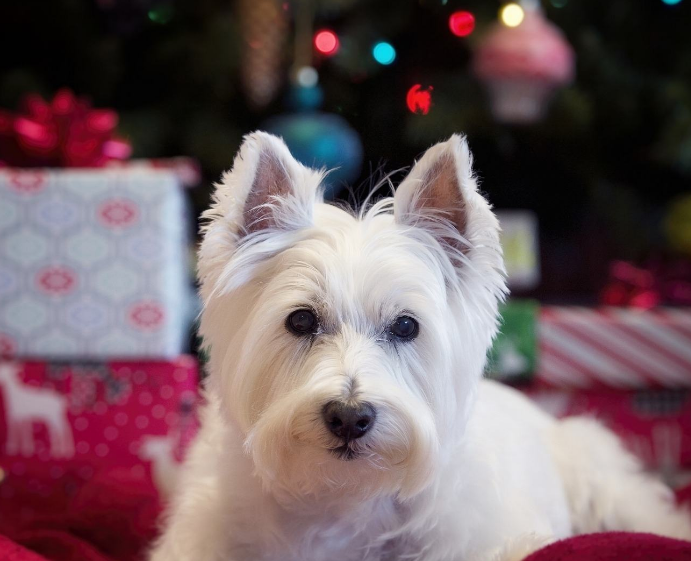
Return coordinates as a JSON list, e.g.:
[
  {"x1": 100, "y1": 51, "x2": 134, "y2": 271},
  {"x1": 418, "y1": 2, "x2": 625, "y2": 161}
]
[
  {"x1": 0, "y1": 536, "x2": 46, "y2": 561},
  {"x1": 524, "y1": 532, "x2": 691, "y2": 561},
  {"x1": 0, "y1": 358, "x2": 198, "y2": 561}
]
